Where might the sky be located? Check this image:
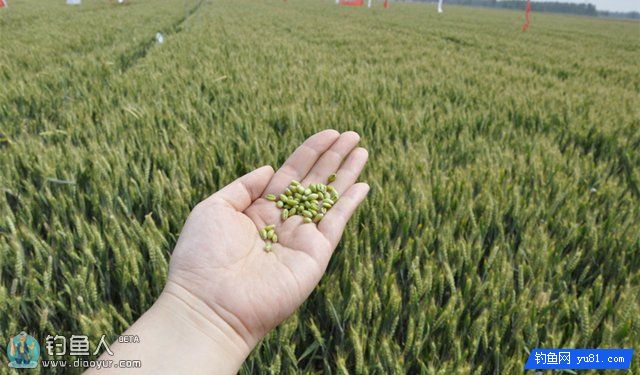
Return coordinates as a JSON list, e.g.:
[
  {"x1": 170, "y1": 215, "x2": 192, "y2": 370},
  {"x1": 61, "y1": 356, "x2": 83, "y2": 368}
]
[{"x1": 538, "y1": 0, "x2": 640, "y2": 12}]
